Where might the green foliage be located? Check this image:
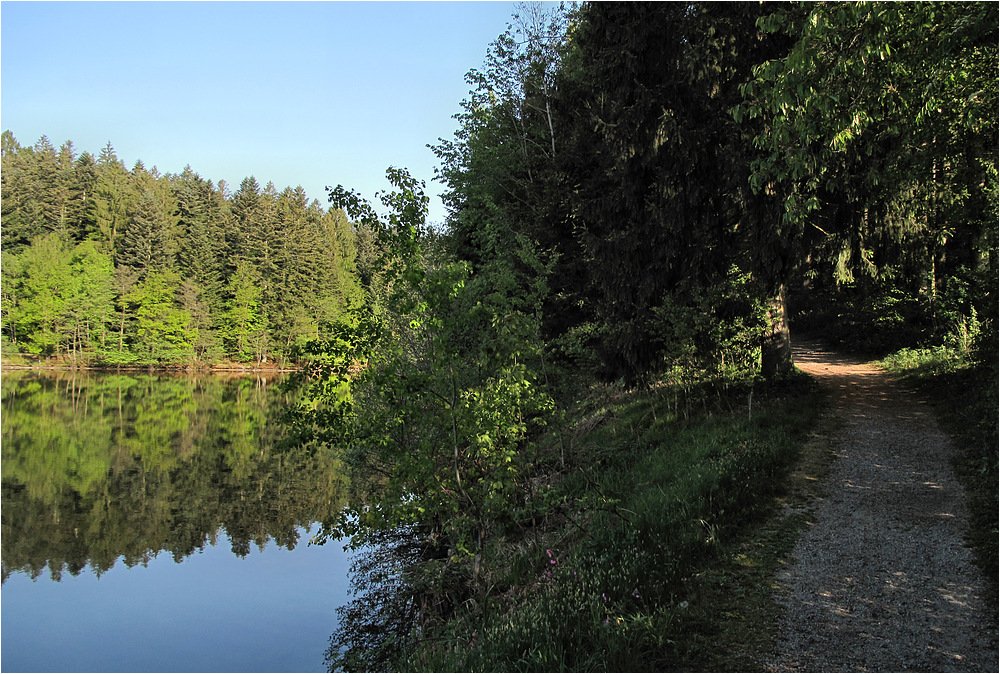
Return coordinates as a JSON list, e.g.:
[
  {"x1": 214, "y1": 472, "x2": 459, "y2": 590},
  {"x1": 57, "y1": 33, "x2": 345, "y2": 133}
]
[
  {"x1": 123, "y1": 270, "x2": 195, "y2": 364},
  {"x1": 1, "y1": 233, "x2": 115, "y2": 360},
  {"x1": 394, "y1": 374, "x2": 820, "y2": 672},
  {"x1": 791, "y1": 264, "x2": 987, "y2": 357},
  {"x1": 550, "y1": 2, "x2": 791, "y2": 382},
  {"x1": 222, "y1": 261, "x2": 267, "y2": 362},
  {"x1": 738, "y1": 1, "x2": 997, "y2": 287},
  {"x1": 295, "y1": 169, "x2": 558, "y2": 668},
  {"x1": 6, "y1": 233, "x2": 74, "y2": 356},
  {"x1": 648, "y1": 268, "x2": 768, "y2": 382},
  {"x1": 64, "y1": 239, "x2": 116, "y2": 358},
  {"x1": 432, "y1": 2, "x2": 571, "y2": 262},
  {"x1": 1, "y1": 132, "x2": 366, "y2": 365}
]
